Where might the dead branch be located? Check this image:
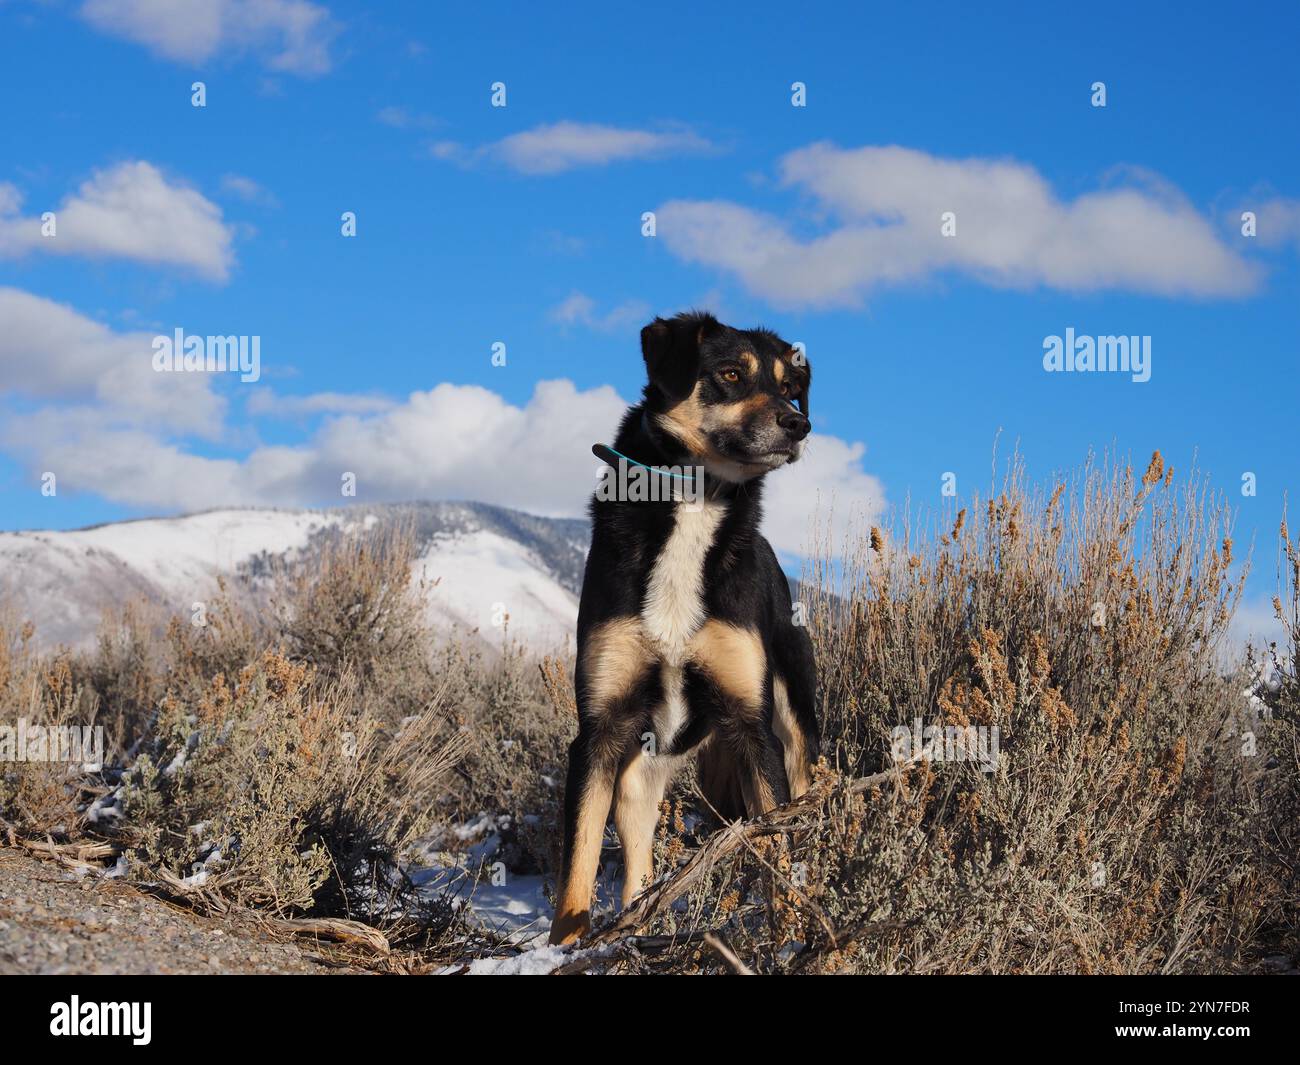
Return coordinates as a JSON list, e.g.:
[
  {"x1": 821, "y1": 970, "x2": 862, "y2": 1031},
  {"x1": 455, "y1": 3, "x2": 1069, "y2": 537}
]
[
  {"x1": 271, "y1": 917, "x2": 391, "y2": 955},
  {"x1": 3, "y1": 831, "x2": 119, "y2": 872},
  {"x1": 703, "y1": 932, "x2": 754, "y2": 975},
  {"x1": 584, "y1": 767, "x2": 900, "y2": 949}
]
